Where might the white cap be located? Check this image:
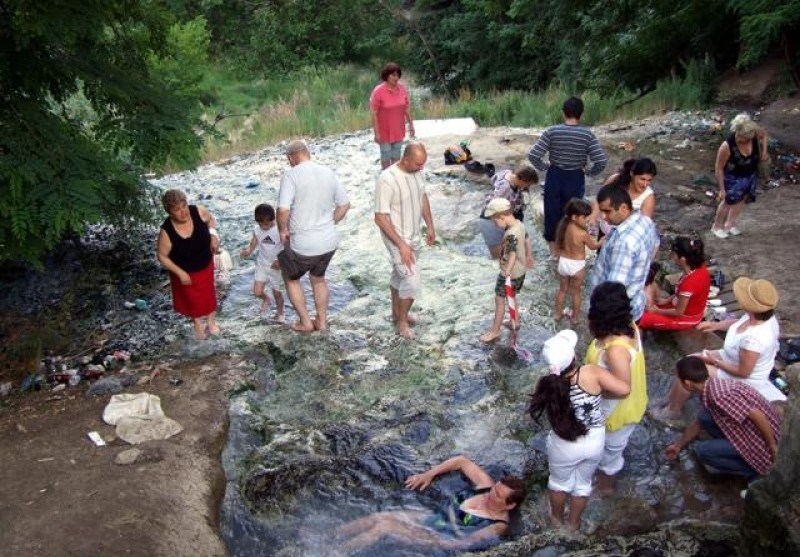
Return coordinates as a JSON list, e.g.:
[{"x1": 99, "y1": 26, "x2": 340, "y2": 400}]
[
  {"x1": 484, "y1": 197, "x2": 512, "y2": 217},
  {"x1": 542, "y1": 330, "x2": 578, "y2": 375}
]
